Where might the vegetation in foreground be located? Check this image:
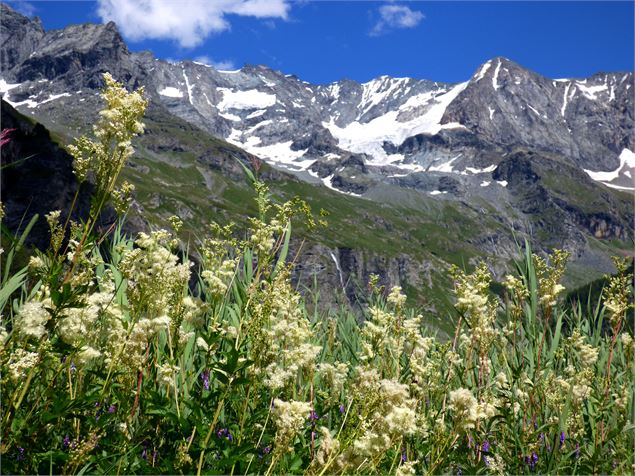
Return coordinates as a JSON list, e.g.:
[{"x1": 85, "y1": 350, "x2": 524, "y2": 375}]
[{"x1": 1, "y1": 75, "x2": 633, "y2": 475}]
